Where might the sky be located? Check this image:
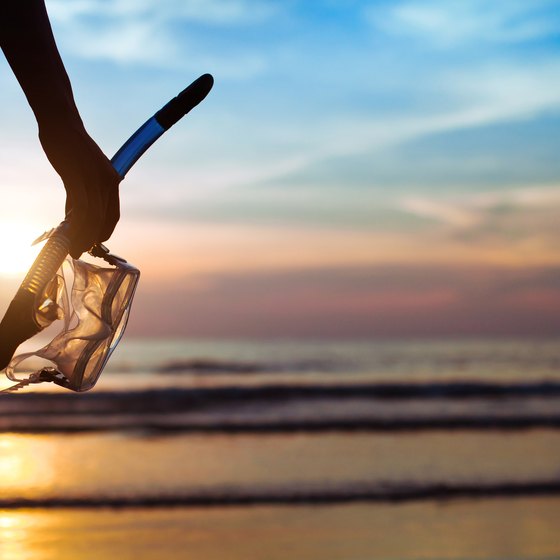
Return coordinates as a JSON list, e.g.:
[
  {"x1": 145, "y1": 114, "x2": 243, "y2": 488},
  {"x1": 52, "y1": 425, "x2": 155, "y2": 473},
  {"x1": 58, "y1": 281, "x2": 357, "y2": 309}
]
[{"x1": 1, "y1": 0, "x2": 560, "y2": 338}]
